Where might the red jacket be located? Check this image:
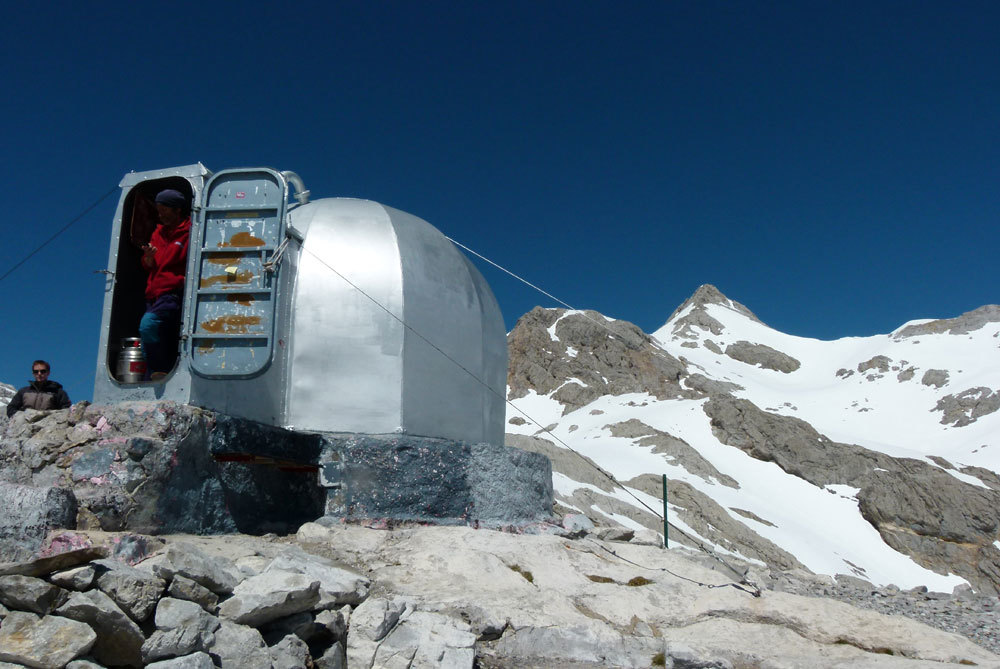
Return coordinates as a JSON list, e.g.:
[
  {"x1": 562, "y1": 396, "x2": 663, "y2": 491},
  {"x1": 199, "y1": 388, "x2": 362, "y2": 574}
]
[{"x1": 145, "y1": 218, "x2": 192, "y2": 300}]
